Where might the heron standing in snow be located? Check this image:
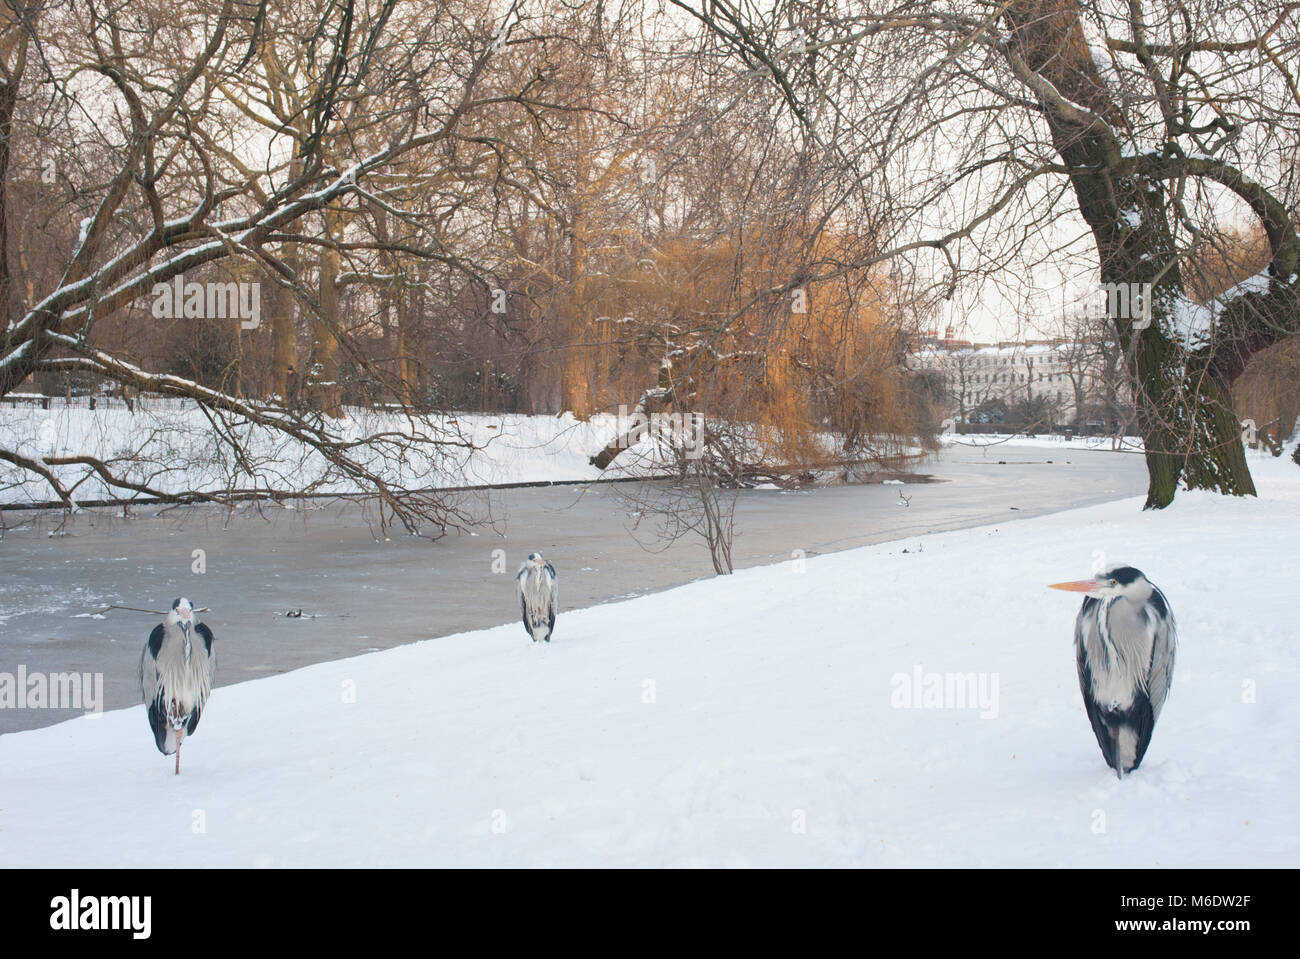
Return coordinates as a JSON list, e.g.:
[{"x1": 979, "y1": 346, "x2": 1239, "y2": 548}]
[
  {"x1": 517, "y1": 552, "x2": 558, "y2": 642},
  {"x1": 1050, "y1": 566, "x2": 1176, "y2": 778},
  {"x1": 139, "y1": 598, "x2": 215, "y2": 774}
]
